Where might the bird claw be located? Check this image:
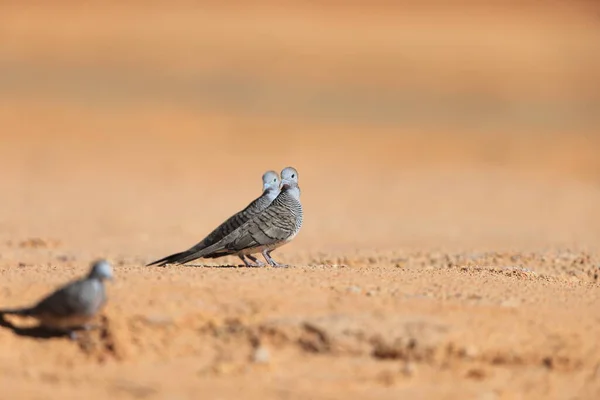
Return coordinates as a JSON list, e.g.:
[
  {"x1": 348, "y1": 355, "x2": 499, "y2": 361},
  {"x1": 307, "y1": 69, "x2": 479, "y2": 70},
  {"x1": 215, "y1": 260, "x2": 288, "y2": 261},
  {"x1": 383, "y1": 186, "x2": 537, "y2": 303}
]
[
  {"x1": 240, "y1": 255, "x2": 266, "y2": 268},
  {"x1": 242, "y1": 262, "x2": 265, "y2": 268},
  {"x1": 248, "y1": 259, "x2": 266, "y2": 267},
  {"x1": 261, "y1": 251, "x2": 290, "y2": 268},
  {"x1": 241, "y1": 261, "x2": 265, "y2": 268},
  {"x1": 270, "y1": 262, "x2": 290, "y2": 268}
]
